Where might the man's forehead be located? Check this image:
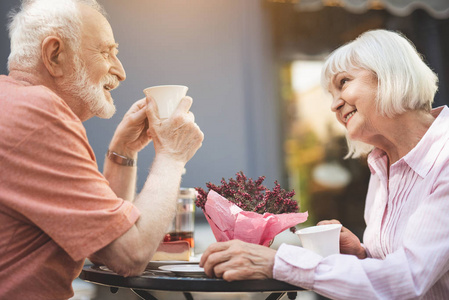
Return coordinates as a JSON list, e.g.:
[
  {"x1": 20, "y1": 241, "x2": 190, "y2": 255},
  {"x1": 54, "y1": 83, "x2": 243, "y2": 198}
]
[
  {"x1": 81, "y1": 29, "x2": 116, "y2": 50},
  {"x1": 78, "y1": 3, "x2": 111, "y2": 32},
  {"x1": 79, "y1": 4, "x2": 117, "y2": 49}
]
